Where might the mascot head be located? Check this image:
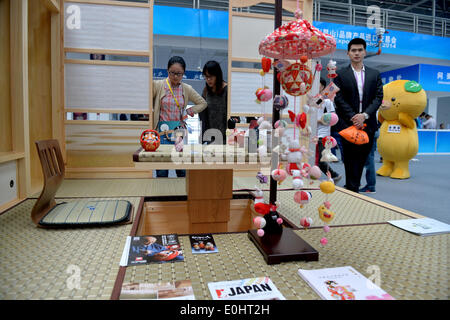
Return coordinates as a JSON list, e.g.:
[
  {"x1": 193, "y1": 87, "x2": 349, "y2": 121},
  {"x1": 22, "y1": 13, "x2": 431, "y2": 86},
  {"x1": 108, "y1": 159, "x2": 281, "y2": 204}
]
[{"x1": 379, "y1": 80, "x2": 427, "y2": 121}]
